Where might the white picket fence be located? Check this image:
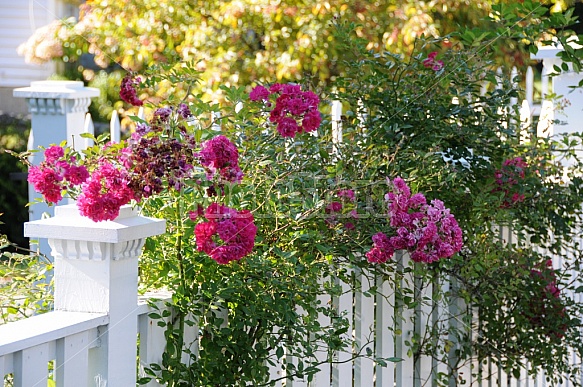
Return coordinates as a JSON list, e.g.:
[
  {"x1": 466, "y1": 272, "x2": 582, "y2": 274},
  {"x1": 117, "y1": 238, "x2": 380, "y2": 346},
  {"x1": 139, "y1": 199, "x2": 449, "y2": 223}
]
[{"x1": 2, "y1": 63, "x2": 581, "y2": 386}]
